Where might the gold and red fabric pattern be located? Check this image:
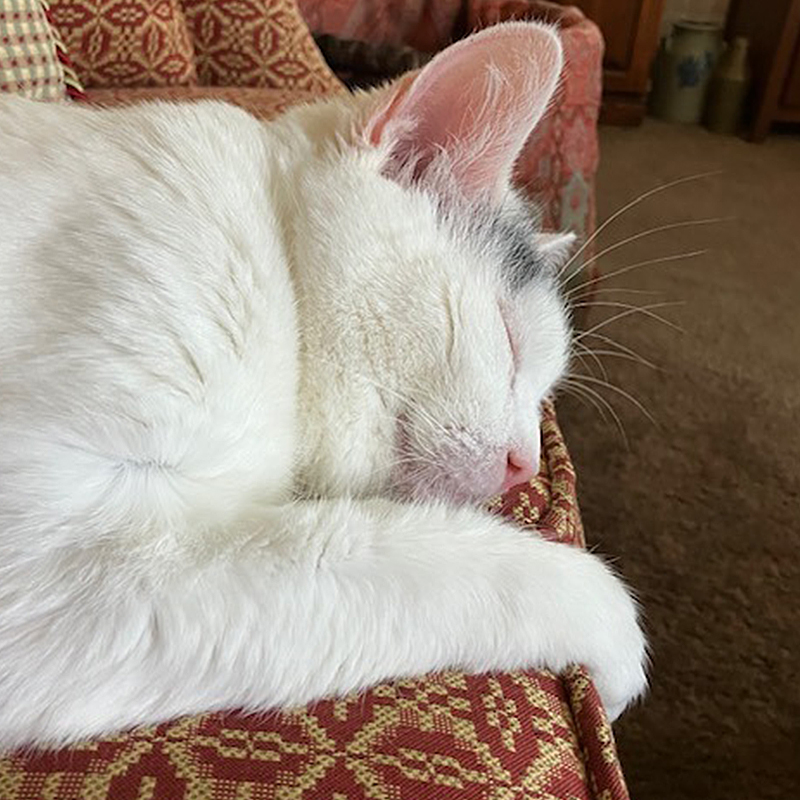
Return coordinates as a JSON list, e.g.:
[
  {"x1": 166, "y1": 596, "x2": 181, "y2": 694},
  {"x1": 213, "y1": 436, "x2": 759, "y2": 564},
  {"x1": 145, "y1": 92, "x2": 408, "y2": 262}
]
[
  {"x1": 181, "y1": 0, "x2": 341, "y2": 94},
  {"x1": 47, "y1": 0, "x2": 197, "y2": 87},
  {"x1": 45, "y1": 0, "x2": 343, "y2": 93}
]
